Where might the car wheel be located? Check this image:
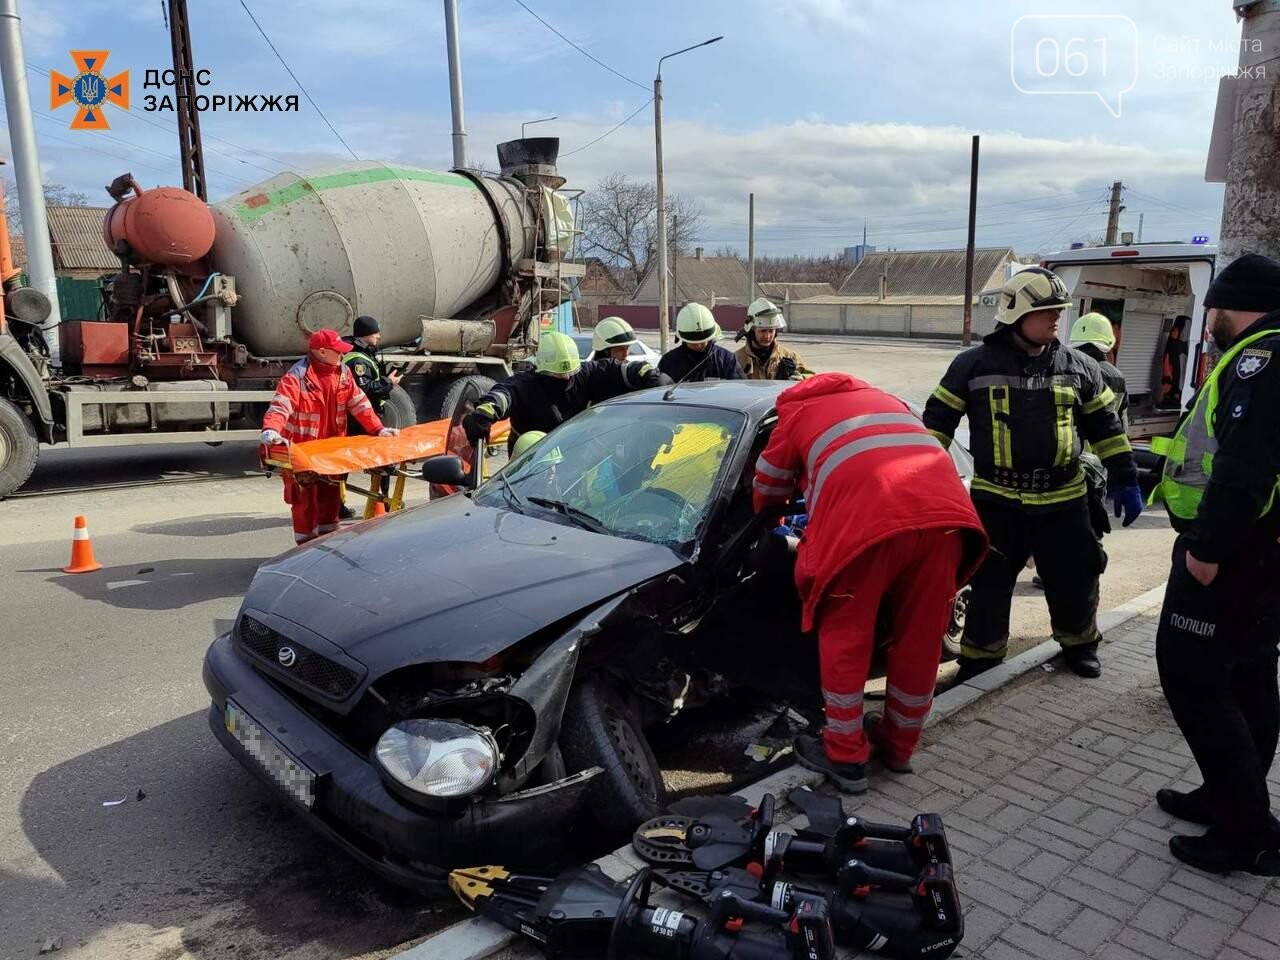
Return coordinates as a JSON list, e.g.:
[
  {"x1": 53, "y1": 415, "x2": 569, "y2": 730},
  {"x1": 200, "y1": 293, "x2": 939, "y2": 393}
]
[
  {"x1": 559, "y1": 679, "x2": 665, "y2": 835},
  {"x1": 942, "y1": 585, "x2": 970, "y2": 661}
]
